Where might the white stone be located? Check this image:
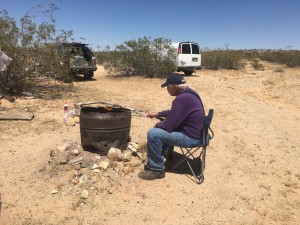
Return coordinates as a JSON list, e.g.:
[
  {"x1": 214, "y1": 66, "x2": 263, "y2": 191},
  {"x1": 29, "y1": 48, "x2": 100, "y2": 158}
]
[
  {"x1": 98, "y1": 160, "x2": 109, "y2": 170},
  {"x1": 129, "y1": 142, "x2": 139, "y2": 149},
  {"x1": 81, "y1": 190, "x2": 89, "y2": 199},
  {"x1": 50, "y1": 189, "x2": 58, "y2": 194},
  {"x1": 72, "y1": 149, "x2": 80, "y2": 156},
  {"x1": 127, "y1": 145, "x2": 137, "y2": 152},
  {"x1": 91, "y1": 163, "x2": 98, "y2": 170},
  {"x1": 57, "y1": 143, "x2": 72, "y2": 152},
  {"x1": 122, "y1": 150, "x2": 132, "y2": 162},
  {"x1": 107, "y1": 147, "x2": 123, "y2": 161}
]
